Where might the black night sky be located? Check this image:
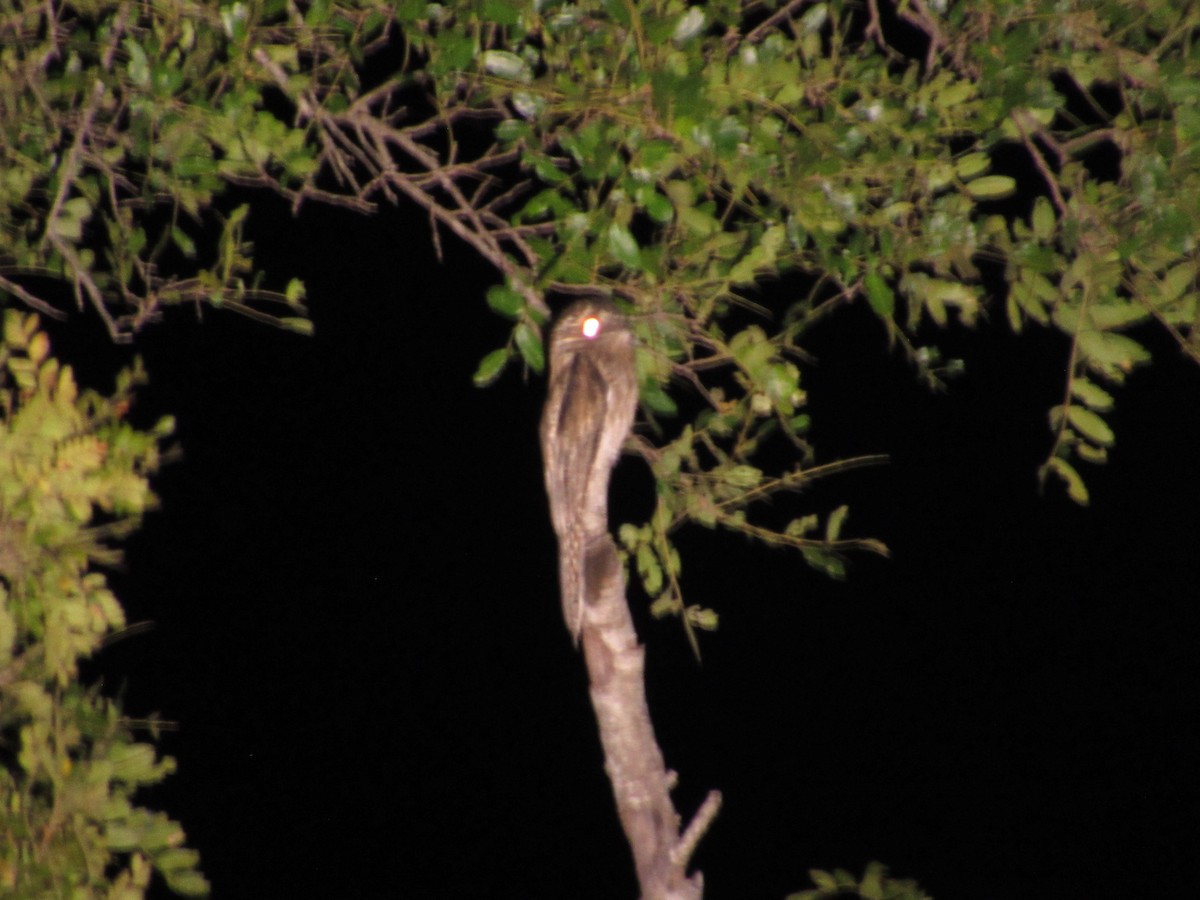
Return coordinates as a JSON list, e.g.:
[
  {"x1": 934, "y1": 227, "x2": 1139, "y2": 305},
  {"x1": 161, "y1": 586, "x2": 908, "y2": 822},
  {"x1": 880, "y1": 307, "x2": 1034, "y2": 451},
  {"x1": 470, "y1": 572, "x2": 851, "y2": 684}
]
[{"x1": 52, "y1": 190, "x2": 1199, "y2": 899}]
